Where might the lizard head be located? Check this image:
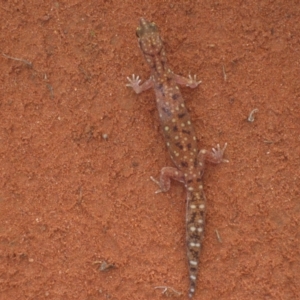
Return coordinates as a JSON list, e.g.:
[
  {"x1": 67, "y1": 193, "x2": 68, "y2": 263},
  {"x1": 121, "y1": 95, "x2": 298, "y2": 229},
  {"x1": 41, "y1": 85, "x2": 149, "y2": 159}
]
[{"x1": 135, "y1": 18, "x2": 167, "y2": 69}]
